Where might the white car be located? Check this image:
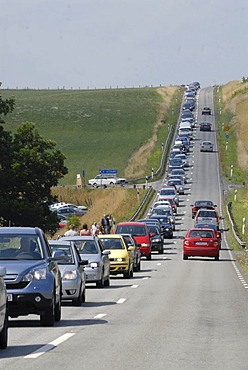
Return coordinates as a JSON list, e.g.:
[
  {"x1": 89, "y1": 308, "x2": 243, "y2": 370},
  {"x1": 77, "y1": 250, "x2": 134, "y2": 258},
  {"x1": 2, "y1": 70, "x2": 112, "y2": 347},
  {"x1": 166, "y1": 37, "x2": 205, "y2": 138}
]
[
  {"x1": 0, "y1": 266, "x2": 8, "y2": 349},
  {"x1": 50, "y1": 202, "x2": 87, "y2": 212},
  {"x1": 200, "y1": 141, "x2": 213, "y2": 152},
  {"x1": 88, "y1": 175, "x2": 127, "y2": 187}
]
